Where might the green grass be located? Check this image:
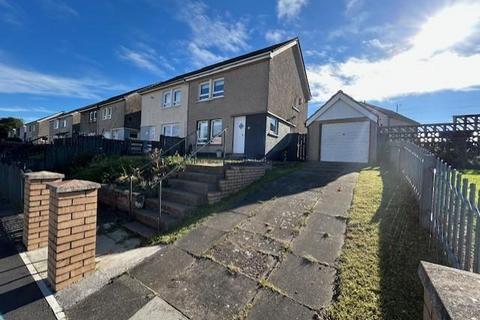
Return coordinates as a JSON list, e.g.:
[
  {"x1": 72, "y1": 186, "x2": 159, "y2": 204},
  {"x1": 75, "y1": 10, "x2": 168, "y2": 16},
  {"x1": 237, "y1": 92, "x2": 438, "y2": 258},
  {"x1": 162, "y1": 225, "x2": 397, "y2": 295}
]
[
  {"x1": 326, "y1": 167, "x2": 442, "y2": 320},
  {"x1": 150, "y1": 162, "x2": 302, "y2": 245}
]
